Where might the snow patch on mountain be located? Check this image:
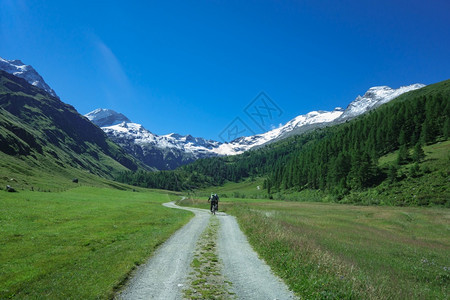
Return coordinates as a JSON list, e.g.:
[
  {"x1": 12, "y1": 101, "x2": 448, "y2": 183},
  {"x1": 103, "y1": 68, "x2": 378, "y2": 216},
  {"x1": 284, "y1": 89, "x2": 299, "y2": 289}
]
[
  {"x1": 85, "y1": 108, "x2": 131, "y2": 127},
  {"x1": 103, "y1": 122, "x2": 222, "y2": 156},
  {"x1": 0, "y1": 56, "x2": 58, "y2": 98},
  {"x1": 86, "y1": 109, "x2": 222, "y2": 158},
  {"x1": 337, "y1": 84, "x2": 425, "y2": 121},
  {"x1": 215, "y1": 108, "x2": 345, "y2": 155}
]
